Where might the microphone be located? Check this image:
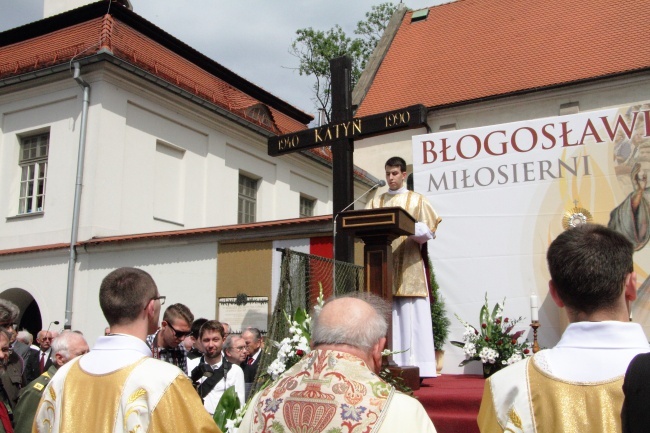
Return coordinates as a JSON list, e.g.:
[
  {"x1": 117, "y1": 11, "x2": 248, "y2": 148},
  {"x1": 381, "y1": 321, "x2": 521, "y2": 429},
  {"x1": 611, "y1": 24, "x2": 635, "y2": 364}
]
[
  {"x1": 332, "y1": 180, "x2": 386, "y2": 282},
  {"x1": 46, "y1": 320, "x2": 60, "y2": 335},
  {"x1": 337, "y1": 180, "x2": 386, "y2": 216}
]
